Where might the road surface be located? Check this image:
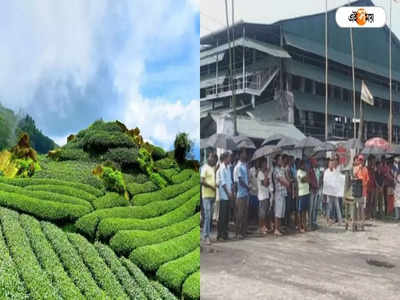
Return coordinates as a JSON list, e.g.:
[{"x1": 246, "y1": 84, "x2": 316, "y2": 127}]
[{"x1": 201, "y1": 220, "x2": 400, "y2": 300}]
